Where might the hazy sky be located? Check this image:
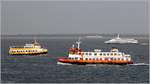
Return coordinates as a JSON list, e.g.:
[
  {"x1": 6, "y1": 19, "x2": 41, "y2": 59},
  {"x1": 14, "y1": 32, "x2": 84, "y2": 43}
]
[{"x1": 1, "y1": 0, "x2": 148, "y2": 35}]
